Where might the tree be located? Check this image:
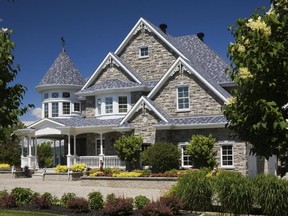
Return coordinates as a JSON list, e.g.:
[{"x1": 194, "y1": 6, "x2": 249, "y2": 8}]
[
  {"x1": 141, "y1": 142, "x2": 181, "y2": 173},
  {"x1": 223, "y1": 0, "x2": 288, "y2": 176},
  {"x1": 0, "y1": 28, "x2": 33, "y2": 129},
  {"x1": 186, "y1": 134, "x2": 217, "y2": 169},
  {"x1": 37, "y1": 141, "x2": 53, "y2": 168},
  {"x1": 0, "y1": 120, "x2": 25, "y2": 165},
  {"x1": 114, "y1": 134, "x2": 143, "y2": 171}
]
